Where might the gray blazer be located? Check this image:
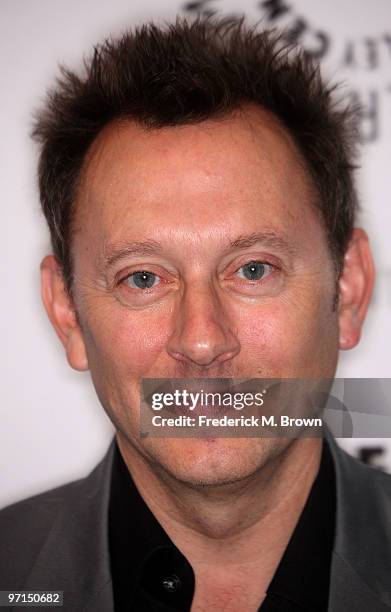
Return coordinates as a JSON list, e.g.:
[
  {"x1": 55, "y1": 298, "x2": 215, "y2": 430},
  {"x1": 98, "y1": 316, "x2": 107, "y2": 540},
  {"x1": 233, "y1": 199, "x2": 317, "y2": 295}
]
[{"x1": 1, "y1": 434, "x2": 391, "y2": 611}]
